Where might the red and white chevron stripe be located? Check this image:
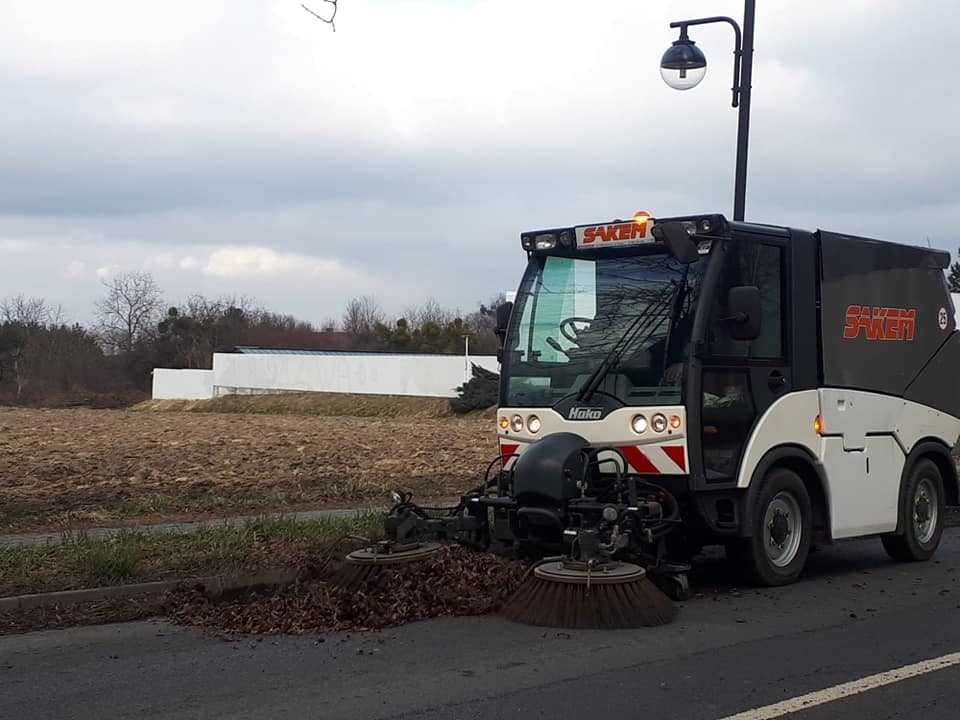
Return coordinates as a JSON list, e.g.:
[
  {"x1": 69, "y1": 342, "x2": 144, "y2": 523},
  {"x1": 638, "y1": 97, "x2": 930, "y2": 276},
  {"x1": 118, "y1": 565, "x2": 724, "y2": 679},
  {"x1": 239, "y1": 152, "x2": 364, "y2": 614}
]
[
  {"x1": 498, "y1": 440, "x2": 687, "y2": 475},
  {"x1": 617, "y1": 444, "x2": 687, "y2": 474}
]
